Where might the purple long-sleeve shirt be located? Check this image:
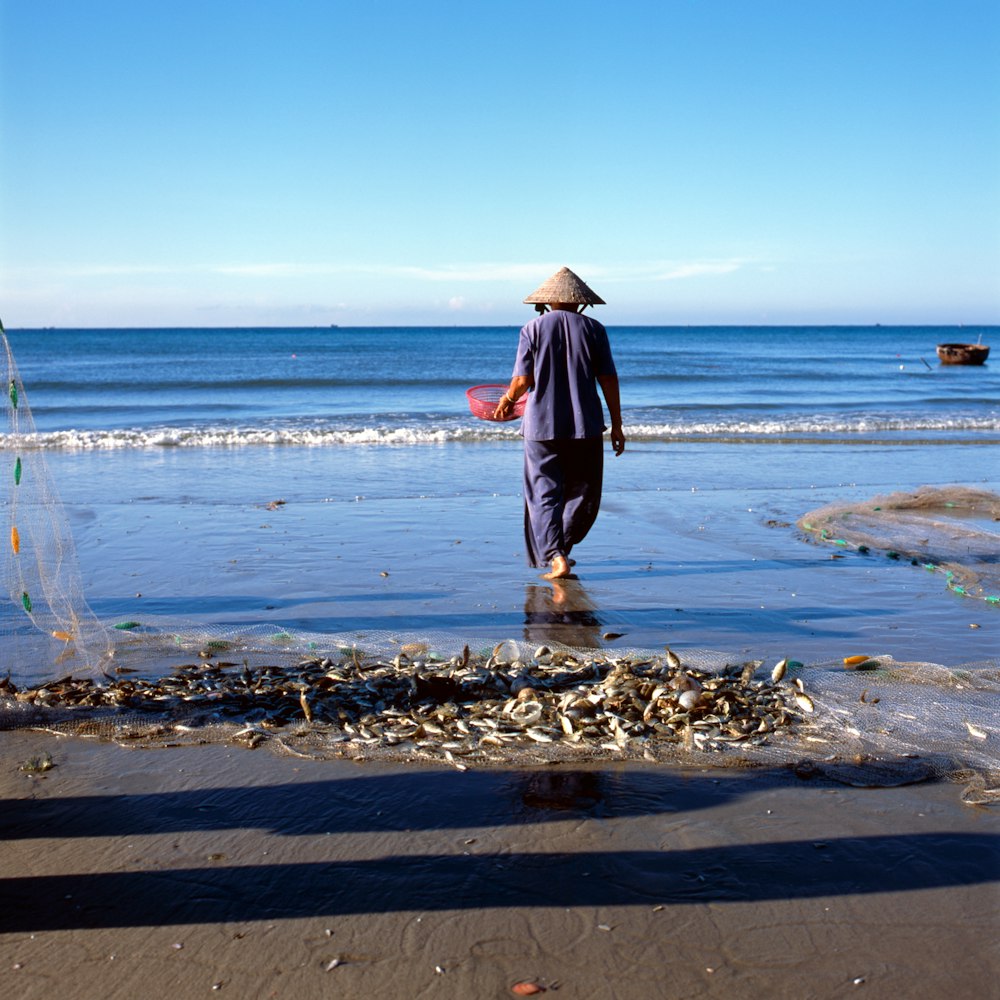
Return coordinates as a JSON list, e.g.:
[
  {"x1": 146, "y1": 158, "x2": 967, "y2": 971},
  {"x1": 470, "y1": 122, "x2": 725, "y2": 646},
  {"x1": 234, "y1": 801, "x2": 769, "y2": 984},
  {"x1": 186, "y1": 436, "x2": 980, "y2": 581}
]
[{"x1": 513, "y1": 310, "x2": 617, "y2": 441}]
